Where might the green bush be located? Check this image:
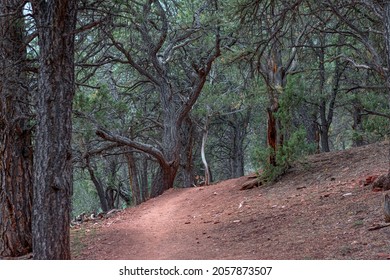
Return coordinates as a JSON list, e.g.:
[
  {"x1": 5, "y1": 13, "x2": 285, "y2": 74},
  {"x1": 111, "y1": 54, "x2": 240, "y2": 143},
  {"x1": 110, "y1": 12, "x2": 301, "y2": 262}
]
[
  {"x1": 72, "y1": 174, "x2": 102, "y2": 218},
  {"x1": 256, "y1": 128, "x2": 312, "y2": 183}
]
